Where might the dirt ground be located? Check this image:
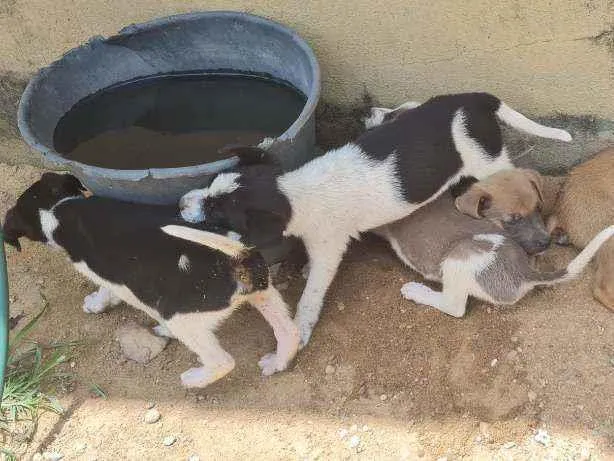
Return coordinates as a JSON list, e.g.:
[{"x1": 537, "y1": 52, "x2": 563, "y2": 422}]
[{"x1": 1, "y1": 103, "x2": 614, "y2": 459}]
